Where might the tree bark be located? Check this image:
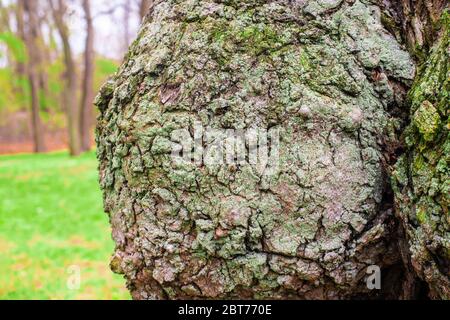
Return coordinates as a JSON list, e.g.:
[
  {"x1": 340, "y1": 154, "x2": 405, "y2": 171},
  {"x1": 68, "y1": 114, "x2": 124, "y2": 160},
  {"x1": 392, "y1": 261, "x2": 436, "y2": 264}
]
[
  {"x1": 1, "y1": 0, "x2": 26, "y2": 100},
  {"x1": 398, "y1": 0, "x2": 447, "y2": 61},
  {"x1": 50, "y1": 0, "x2": 81, "y2": 156},
  {"x1": 96, "y1": 0, "x2": 423, "y2": 300},
  {"x1": 391, "y1": 2, "x2": 449, "y2": 300},
  {"x1": 21, "y1": 0, "x2": 46, "y2": 153},
  {"x1": 80, "y1": 0, "x2": 95, "y2": 152}
]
